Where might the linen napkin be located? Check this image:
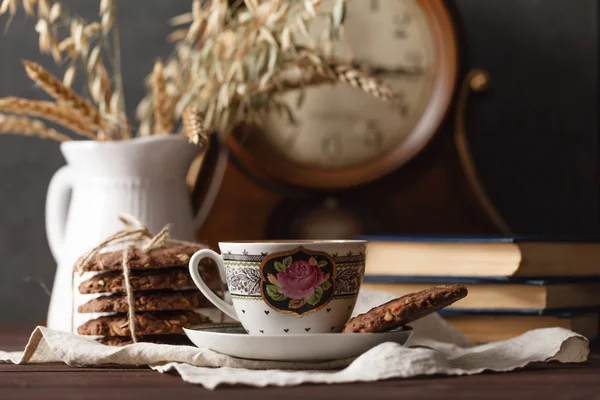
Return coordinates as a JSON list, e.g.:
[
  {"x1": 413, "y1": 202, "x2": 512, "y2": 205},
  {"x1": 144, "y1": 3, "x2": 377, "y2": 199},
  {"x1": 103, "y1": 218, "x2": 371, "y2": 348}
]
[{"x1": 0, "y1": 290, "x2": 590, "y2": 389}]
